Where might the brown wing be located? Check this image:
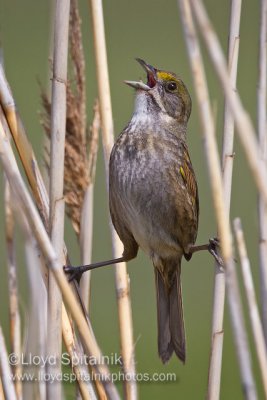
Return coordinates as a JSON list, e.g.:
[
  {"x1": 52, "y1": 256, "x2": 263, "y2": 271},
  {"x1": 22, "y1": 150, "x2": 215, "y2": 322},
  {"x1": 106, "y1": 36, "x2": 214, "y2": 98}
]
[{"x1": 179, "y1": 143, "x2": 199, "y2": 222}]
